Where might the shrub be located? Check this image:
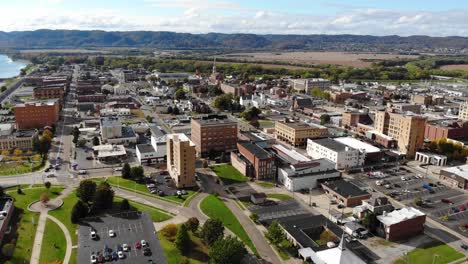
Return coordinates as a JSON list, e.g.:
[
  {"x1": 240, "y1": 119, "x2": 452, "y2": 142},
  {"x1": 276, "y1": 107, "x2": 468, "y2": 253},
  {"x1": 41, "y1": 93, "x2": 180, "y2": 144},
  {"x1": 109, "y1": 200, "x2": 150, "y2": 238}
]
[
  {"x1": 185, "y1": 217, "x2": 200, "y2": 233},
  {"x1": 161, "y1": 224, "x2": 178, "y2": 239}
]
